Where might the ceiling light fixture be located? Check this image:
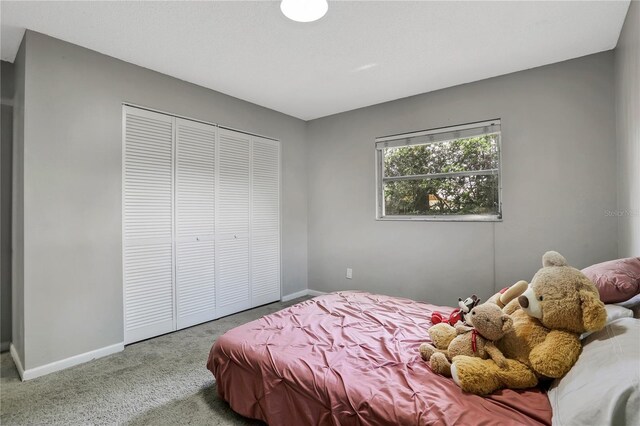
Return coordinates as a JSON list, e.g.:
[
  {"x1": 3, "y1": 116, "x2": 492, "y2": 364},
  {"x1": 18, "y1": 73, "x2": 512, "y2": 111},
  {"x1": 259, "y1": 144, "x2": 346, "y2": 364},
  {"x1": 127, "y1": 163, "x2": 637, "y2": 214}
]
[{"x1": 281, "y1": 0, "x2": 328, "y2": 23}]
